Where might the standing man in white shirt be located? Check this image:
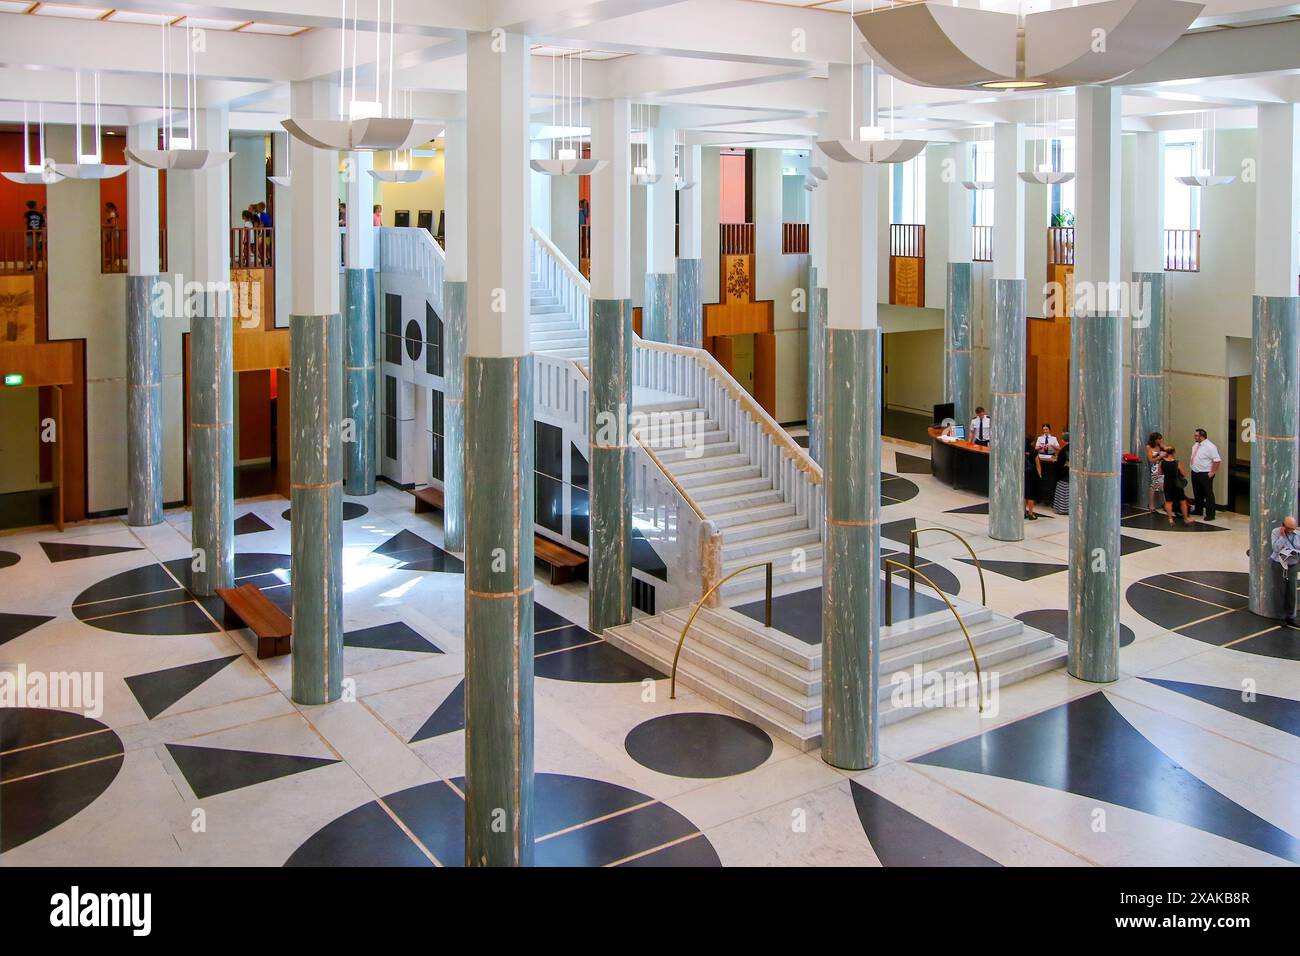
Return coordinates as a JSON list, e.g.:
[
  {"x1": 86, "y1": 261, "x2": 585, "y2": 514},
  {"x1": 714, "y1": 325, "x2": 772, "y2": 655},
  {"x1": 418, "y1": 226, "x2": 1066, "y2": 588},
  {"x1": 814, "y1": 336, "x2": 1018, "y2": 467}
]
[
  {"x1": 1189, "y1": 428, "x2": 1221, "y2": 521},
  {"x1": 969, "y1": 406, "x2": 991, "y2": 447}
]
